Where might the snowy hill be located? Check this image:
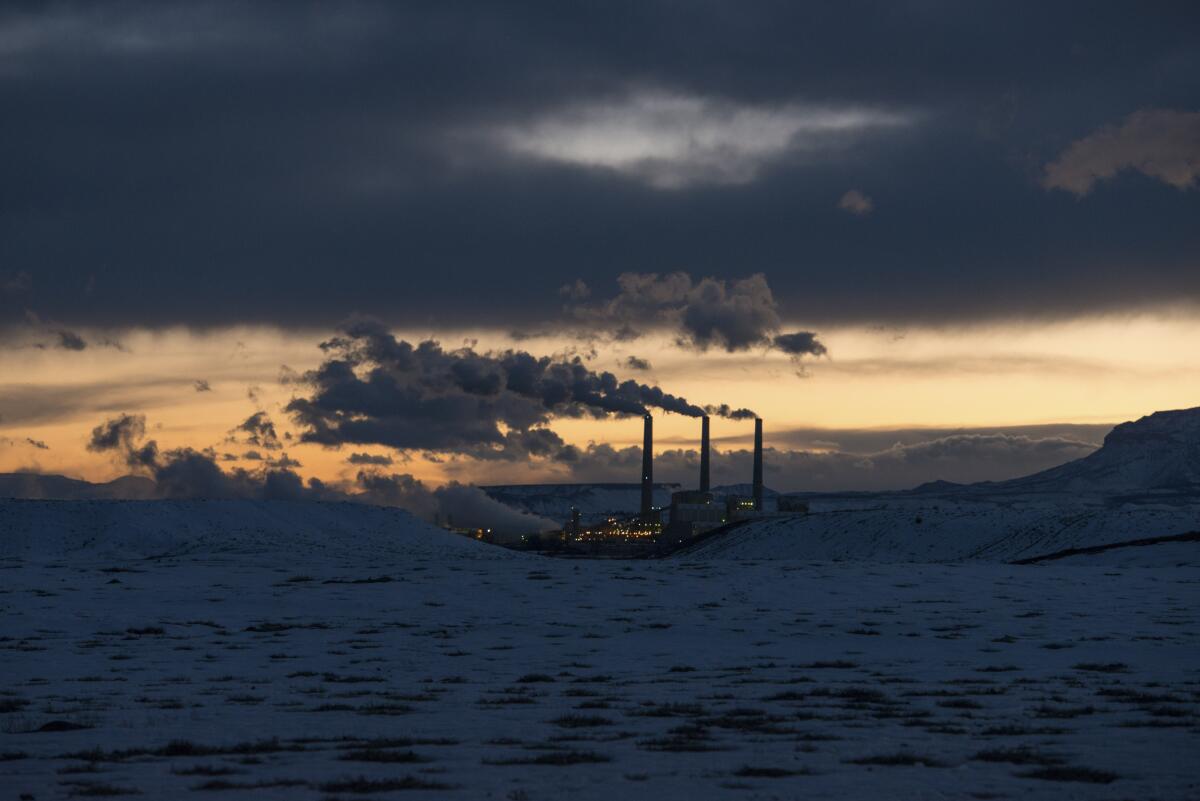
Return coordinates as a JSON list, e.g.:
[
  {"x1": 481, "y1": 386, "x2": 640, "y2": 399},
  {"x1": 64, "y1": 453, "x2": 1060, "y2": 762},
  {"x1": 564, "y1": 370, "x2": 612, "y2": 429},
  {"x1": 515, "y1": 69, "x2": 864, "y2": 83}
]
[
  {"x1": 679, "y1": 497, "x2": 1199, "y2": 563},
  {"x1": 684, "y1": 406, "x2": 1200, "y2": 563},
  {"x1": 991, "y1": 407, "x2": 1200, "y2": 495},
  {"x1": 0, "y1": 498, "x2": 515, "y2": 562}
]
